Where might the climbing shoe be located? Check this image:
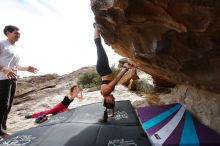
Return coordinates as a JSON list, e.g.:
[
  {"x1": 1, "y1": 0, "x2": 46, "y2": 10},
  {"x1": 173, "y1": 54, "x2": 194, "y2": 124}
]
[
  {"x1": 35, "y1": 114, "x2": 48, "y2": 124},
  {"x1": 25, "y1": 114, "x2": 32, "y2": 119}
]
